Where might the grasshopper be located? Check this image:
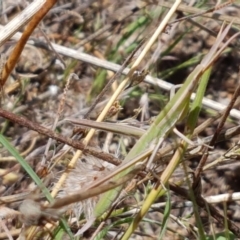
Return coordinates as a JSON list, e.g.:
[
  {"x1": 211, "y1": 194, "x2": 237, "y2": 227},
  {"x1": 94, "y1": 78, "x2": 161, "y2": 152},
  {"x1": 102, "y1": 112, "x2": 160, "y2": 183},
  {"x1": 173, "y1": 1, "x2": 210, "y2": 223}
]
[{"x1": 71, "y1": 22, "x2": 240, "y2": 237}]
